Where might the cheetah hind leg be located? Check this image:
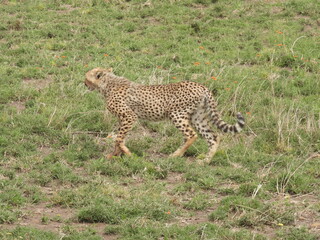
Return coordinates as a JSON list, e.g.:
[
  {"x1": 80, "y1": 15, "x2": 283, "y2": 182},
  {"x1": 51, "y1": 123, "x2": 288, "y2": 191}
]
[
  {"x1": 170, "y1": 135, "x2": 198, "y2": 157},
  {"x1": 191, "y1": 108, "x2": 220, "y2": 165},
  {"x1": 203, "y1": 136, "x2": 220, "y2": 164}
]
